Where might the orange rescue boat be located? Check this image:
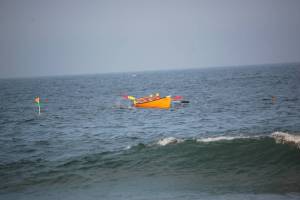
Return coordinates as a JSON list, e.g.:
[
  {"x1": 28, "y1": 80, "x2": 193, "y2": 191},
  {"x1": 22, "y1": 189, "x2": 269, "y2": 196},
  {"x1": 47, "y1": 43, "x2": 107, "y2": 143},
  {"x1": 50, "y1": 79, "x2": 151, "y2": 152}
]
[
  {"x1": 124, "y1": 94, "x2": 172, "y2": 109},
  {"x1": 134, "y1": 95, "x2": 171, "y2": 109}
]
